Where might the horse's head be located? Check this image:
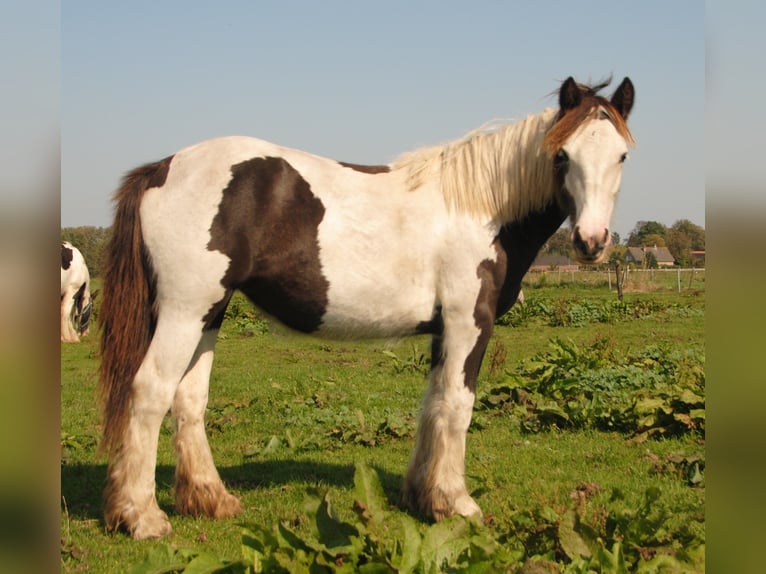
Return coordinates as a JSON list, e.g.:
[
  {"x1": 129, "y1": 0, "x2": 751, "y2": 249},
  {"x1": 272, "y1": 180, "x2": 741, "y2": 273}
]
[{"x1": 546, "y1": 77, "x2": 635, "y2": 264}]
